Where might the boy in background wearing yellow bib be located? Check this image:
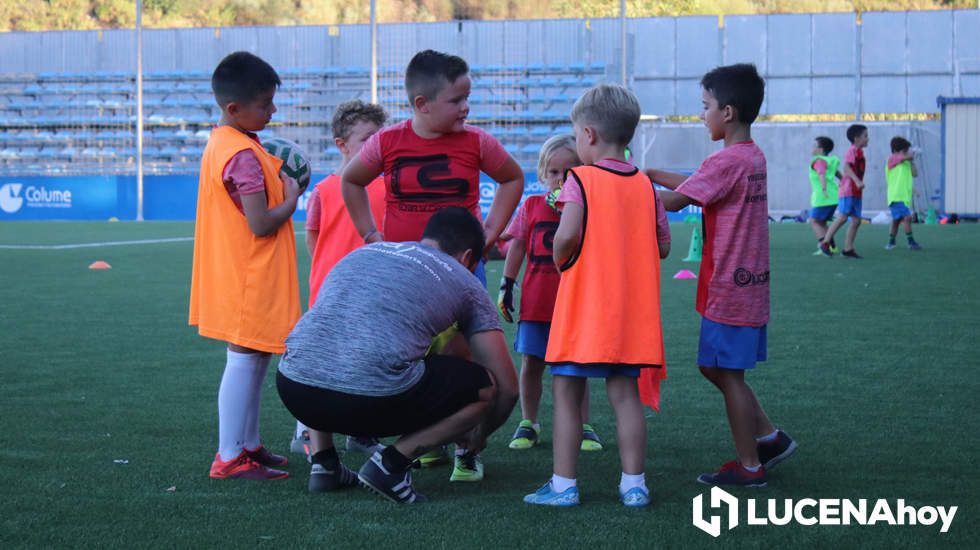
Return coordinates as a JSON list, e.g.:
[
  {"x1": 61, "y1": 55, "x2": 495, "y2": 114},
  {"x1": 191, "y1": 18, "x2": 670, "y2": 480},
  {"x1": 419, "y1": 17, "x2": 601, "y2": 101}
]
[{"x1": 885, "y1": 136, "x2": 922, "y2": 251}]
